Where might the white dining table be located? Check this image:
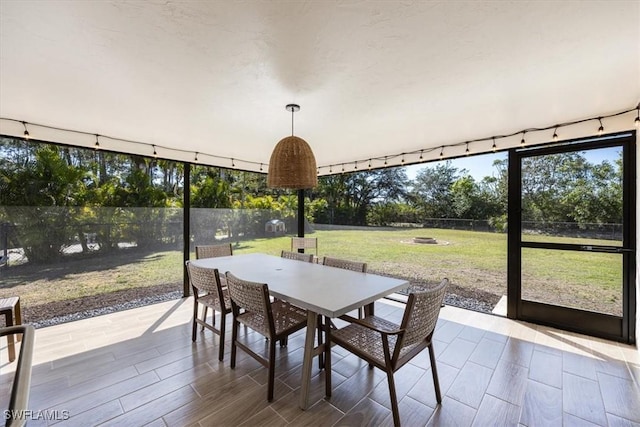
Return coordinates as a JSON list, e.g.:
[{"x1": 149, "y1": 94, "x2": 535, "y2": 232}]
[{"x1": 190, "y1": 252, "x2": 409, "y2": 409}]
